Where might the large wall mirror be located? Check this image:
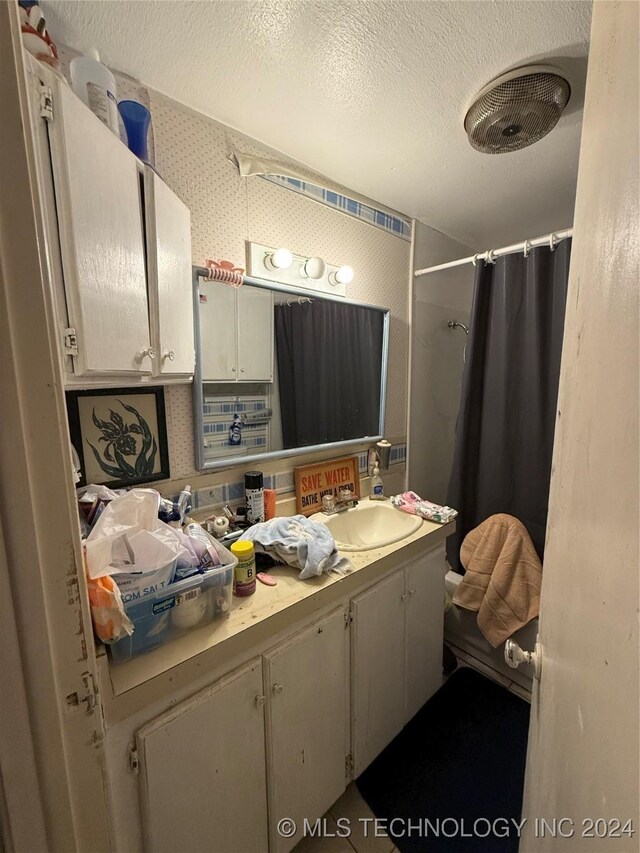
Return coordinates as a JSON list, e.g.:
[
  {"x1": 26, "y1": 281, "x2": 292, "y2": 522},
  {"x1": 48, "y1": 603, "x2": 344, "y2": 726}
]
[{"x1": 192, "y1": 271, "x2": 390, "y2": 471}]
